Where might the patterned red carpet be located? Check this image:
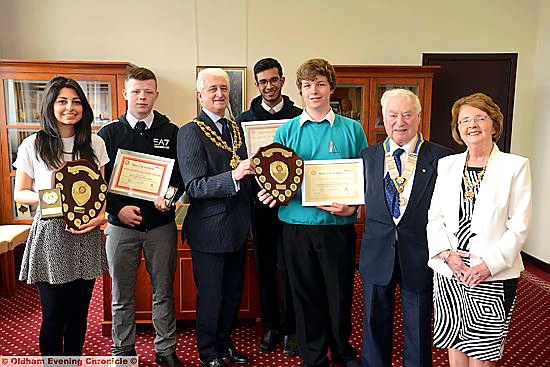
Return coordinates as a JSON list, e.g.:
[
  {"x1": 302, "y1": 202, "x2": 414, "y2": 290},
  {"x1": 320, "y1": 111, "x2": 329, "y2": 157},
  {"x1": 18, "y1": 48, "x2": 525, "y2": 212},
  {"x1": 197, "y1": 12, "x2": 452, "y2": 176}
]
[{"x1": 1, "y1": 271, "x2": 549, "y2": 367}]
